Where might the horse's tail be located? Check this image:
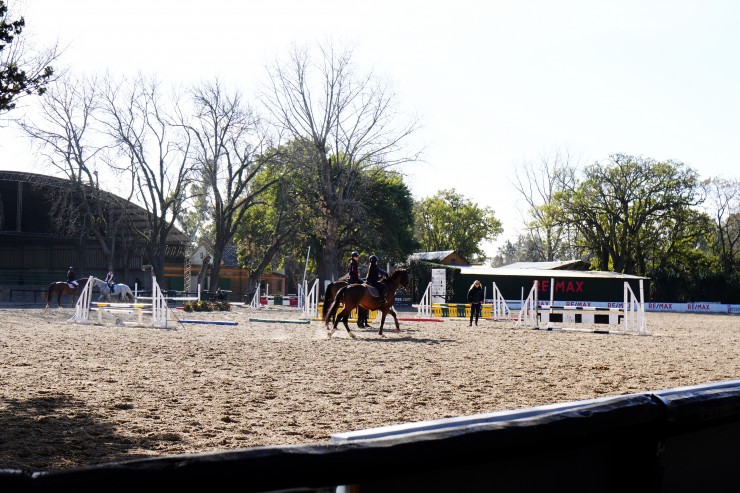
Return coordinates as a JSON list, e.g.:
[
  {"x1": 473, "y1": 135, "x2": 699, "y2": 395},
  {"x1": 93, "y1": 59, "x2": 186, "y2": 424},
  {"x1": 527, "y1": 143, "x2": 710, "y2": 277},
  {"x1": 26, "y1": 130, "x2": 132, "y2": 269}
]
[
  {"x1": 324, "y1": 286, "x2": 347, "y2": 325},
  {"x1": 322, "y1": 286, "x2": 334, "y2": 318},
  {"x1": 46, "y1": 283, "x2": 55, "y2": 305}
]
